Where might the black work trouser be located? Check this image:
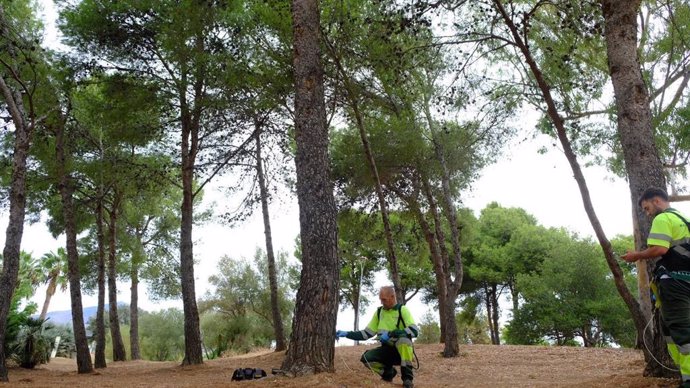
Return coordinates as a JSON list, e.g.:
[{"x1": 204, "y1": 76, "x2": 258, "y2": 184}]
[{"x1": 360, "y1": 344, "x2": 413, "y2": 381}]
